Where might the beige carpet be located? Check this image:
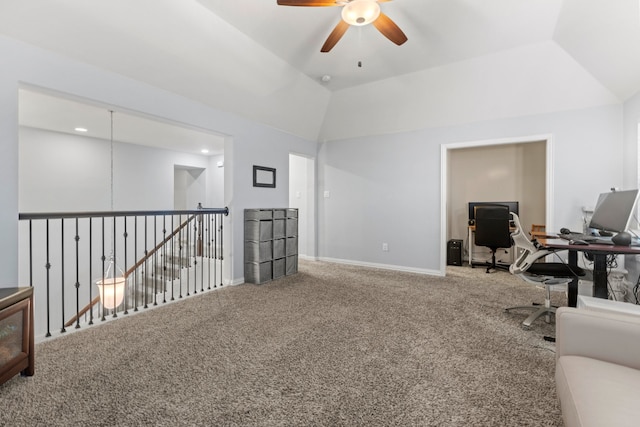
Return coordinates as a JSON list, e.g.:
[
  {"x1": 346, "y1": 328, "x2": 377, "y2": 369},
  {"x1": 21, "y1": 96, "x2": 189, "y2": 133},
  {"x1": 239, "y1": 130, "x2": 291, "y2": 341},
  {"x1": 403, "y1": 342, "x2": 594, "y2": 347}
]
[{"x1": 0, "y1": 260, "x2": 564, "y2": 426}]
